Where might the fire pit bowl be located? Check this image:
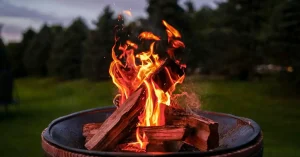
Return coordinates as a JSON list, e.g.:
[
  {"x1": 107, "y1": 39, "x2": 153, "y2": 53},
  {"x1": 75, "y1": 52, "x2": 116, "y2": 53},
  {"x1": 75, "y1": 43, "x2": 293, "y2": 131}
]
[{"x1": 41, "y1": 106, "x2": 263, "y2": 157}]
